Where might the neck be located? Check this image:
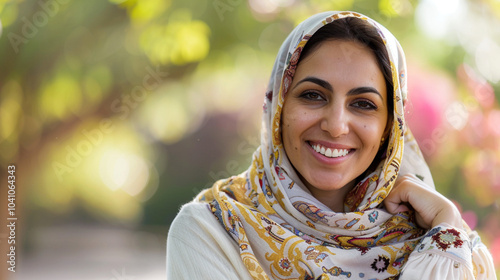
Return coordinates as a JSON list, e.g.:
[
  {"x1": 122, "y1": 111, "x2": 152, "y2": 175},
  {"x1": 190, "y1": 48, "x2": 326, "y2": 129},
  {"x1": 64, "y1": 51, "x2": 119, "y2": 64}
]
[{"x1": 300, "y1": 177, "x2": 356, "y2": 213}]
